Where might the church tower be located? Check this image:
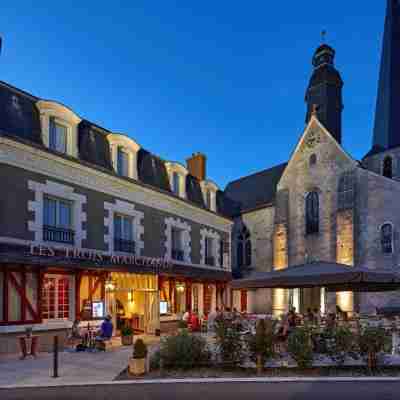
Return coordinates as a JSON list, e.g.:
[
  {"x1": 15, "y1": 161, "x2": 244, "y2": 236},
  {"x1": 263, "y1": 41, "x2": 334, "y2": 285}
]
[
  {"x1": 372, "y1": 0, "x2": 400, "y2": 150},
  {"x1": 305, "y1": 43, "x2": 344, "y2": 144}
]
